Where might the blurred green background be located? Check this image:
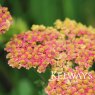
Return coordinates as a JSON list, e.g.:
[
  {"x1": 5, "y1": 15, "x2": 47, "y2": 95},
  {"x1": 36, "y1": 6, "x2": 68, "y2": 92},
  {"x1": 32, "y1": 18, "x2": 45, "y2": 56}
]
[{"x1": 0, "y1": 0, "x2": 95, "y2": 95}]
